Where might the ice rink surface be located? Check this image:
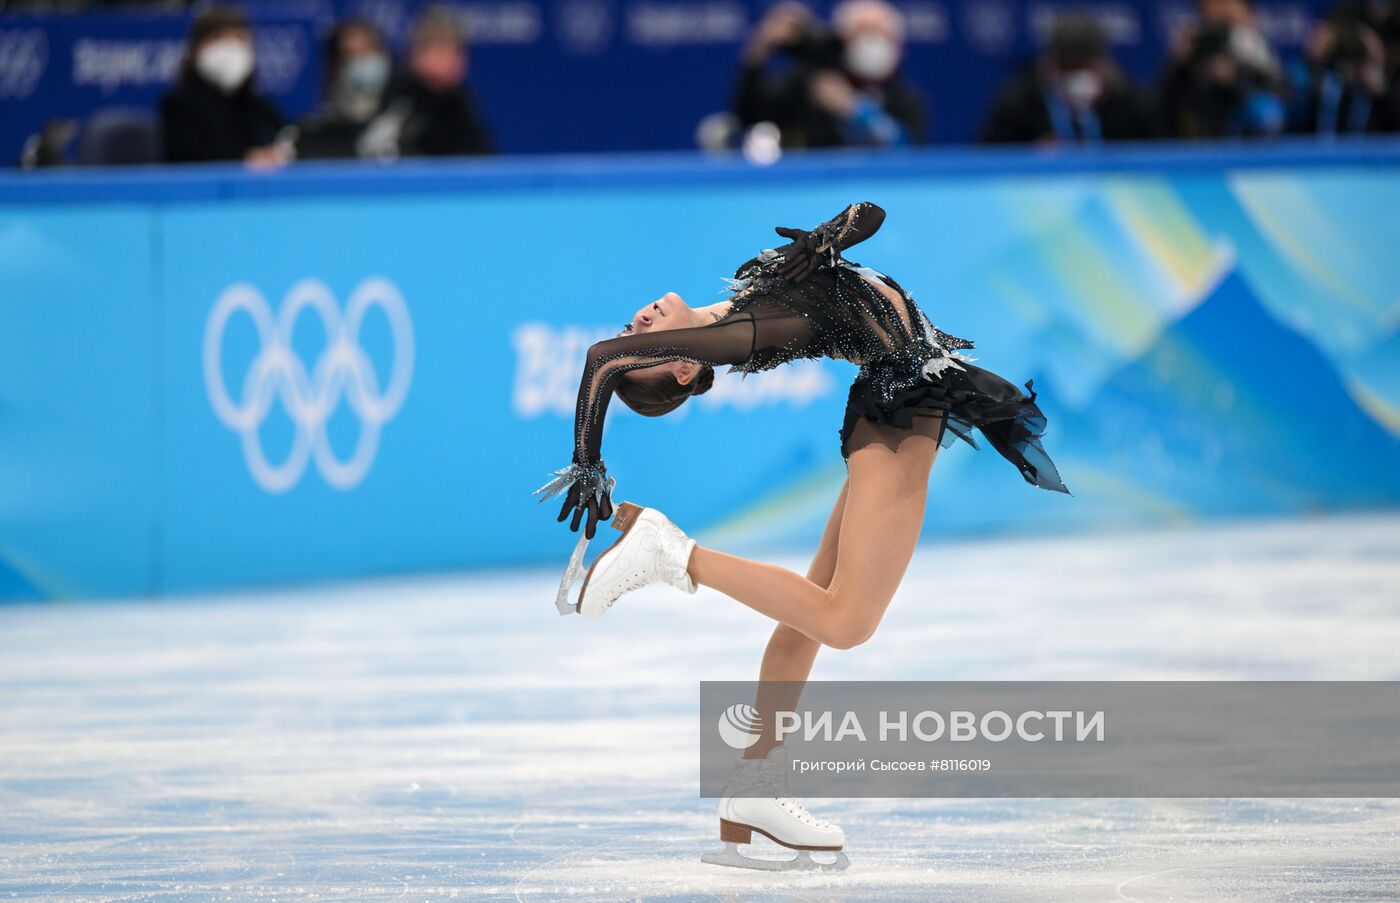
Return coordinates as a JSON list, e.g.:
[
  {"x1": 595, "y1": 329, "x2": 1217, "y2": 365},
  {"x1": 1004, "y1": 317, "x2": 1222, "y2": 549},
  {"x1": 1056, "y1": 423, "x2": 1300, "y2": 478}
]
[{"x1": 3, "y1": 512, "x2": 1399, "y2": 901}]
